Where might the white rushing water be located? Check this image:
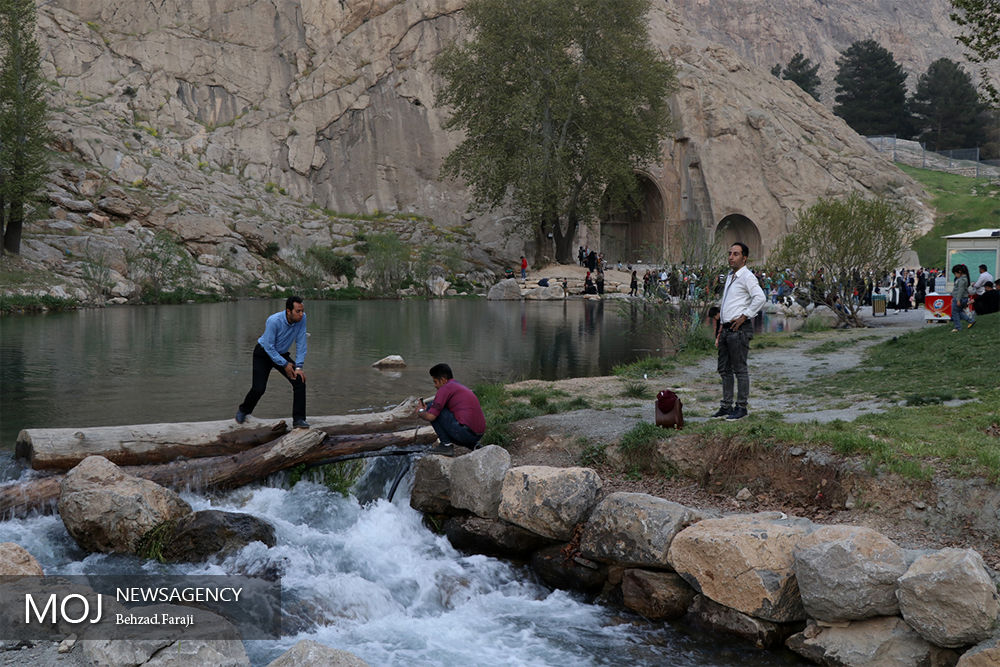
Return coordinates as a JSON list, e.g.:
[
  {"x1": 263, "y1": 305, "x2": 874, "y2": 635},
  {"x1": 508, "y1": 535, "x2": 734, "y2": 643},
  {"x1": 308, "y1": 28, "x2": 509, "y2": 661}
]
[{"x1": 0, "y1": 465, "x2": 801, "y2": 667}]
